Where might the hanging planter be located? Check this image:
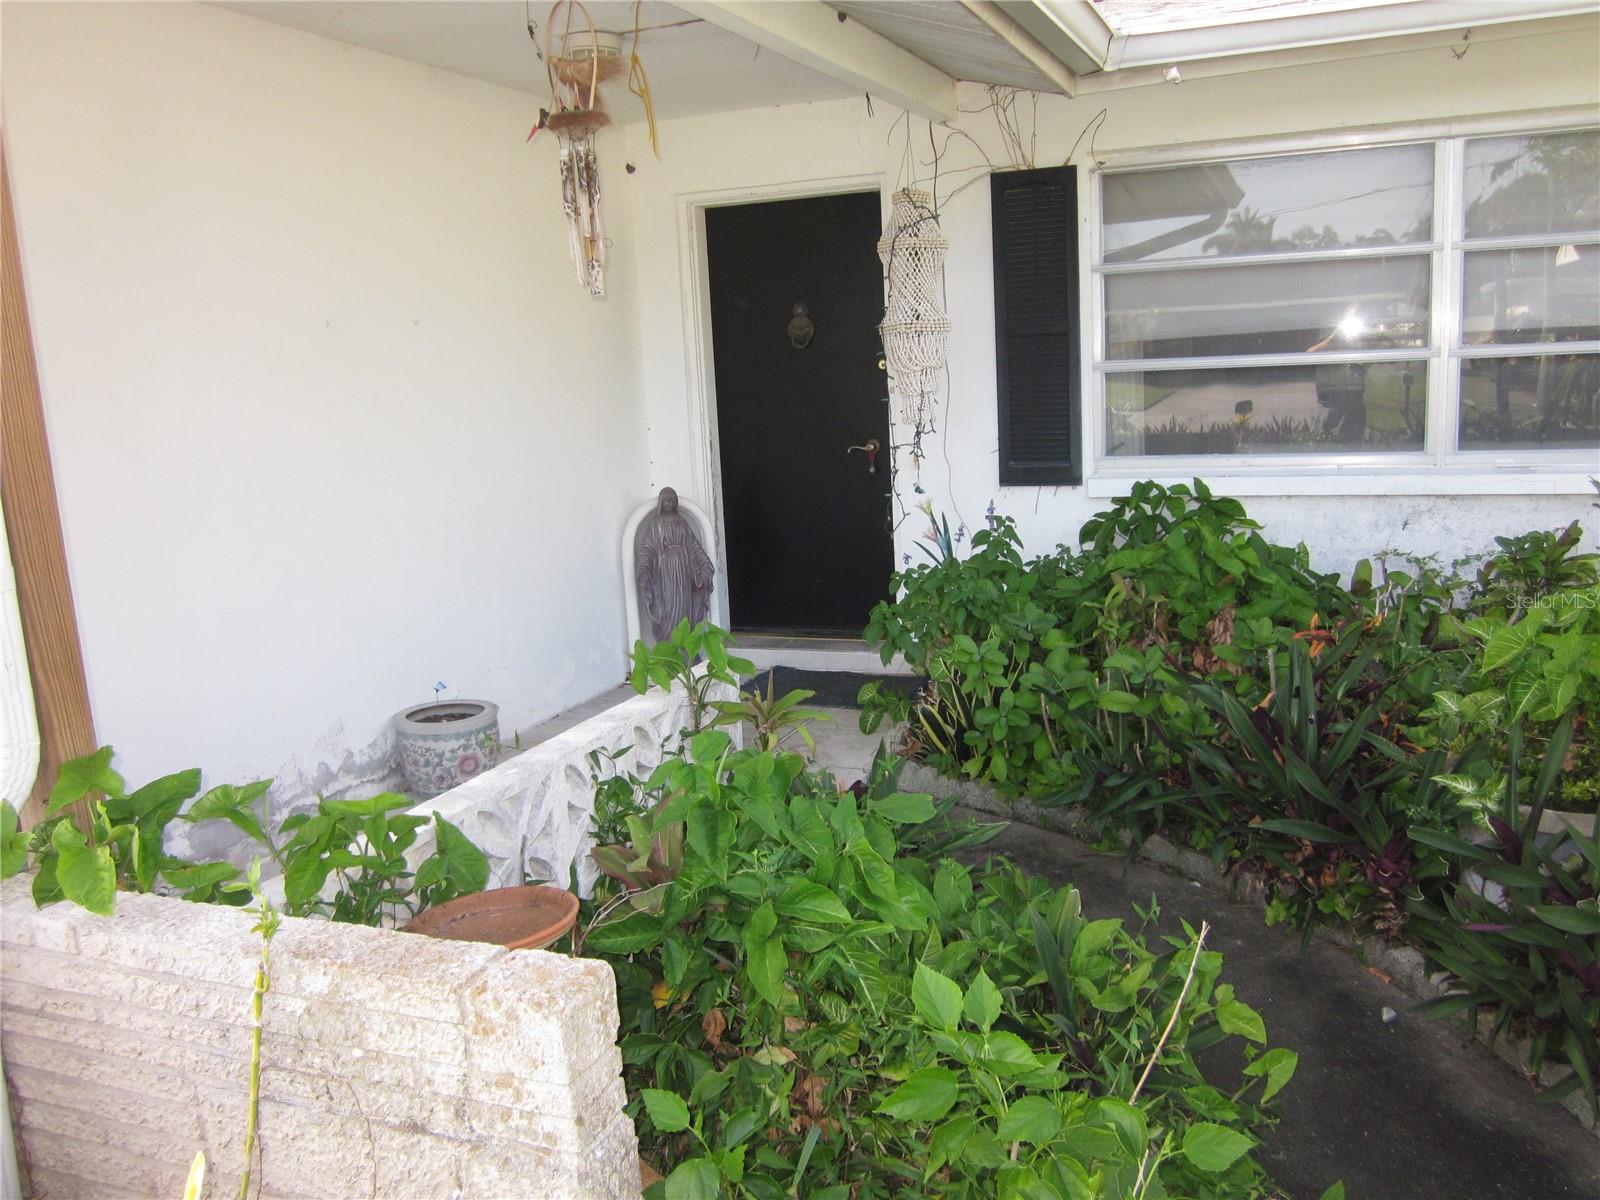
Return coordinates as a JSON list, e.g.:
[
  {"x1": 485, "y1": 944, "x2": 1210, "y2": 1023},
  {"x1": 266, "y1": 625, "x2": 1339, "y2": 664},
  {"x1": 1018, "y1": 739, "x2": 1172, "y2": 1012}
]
[
  {"x1": 528, "y1": 1, "x2": 659, "y2": 299},
  {"x1": 539, "y1": 6, "x2": 616, "y2": 296},
  {"x1": 877, "y1": 188, "x2": 951, "y2": 427},
  {"x1": 528, "y1": 2, "x2": 658, "y2": 297},
  {"x1": 392, "y1": 699, "x2": 501, "y2": 798}
]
